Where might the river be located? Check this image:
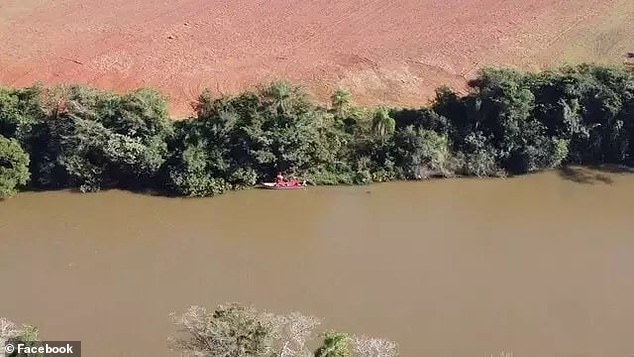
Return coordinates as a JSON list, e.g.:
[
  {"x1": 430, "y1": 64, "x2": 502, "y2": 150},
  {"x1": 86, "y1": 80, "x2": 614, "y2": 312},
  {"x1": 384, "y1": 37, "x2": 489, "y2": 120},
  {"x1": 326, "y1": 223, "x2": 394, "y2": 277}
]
[{"x1": 1, "y1": 168, "x2": 633, "y2": 357}]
